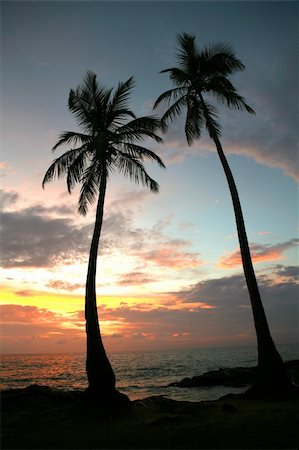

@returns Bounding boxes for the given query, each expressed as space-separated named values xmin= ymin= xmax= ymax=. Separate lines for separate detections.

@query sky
xmin=0 ymin=0 xmax=298 ymax=354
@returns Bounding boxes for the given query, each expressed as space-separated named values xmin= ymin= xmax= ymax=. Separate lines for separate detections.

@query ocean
xmin=1 ymin=343 xmax=298 ymax=402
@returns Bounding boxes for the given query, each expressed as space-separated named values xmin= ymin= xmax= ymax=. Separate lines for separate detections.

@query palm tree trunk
xmin=85 ymin=168 xmax=116 ymax=396
xmin=212 ymin=133 xmax=293 ymax=395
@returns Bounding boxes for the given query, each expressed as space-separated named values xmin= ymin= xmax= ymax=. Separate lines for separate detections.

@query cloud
xmin=1 ymin=264 xmax=297 ymax=352
xmin=14 ymin=290 xmax=40 ymax=297
xmin=172 ymin=265 xmax=298 ymax=344
xmin=275 ymin=265 xmax=299 ymax=280
xmin=100 ymin=202 xmax=202 ymax=275
xmin=144 ymin=246 xmax=201 ymax=269
xmin=218 ymin=239 xmax=299 ymax=269
xmin=108 ymin=189 xmax=152 ymax=209
xmin=0 ymin=190 xmax=91 ymax=268
xmin=0 ymin=189 xmax=201 ymax=285
xmin=0 ymin=304 xmax=59 ymax=323
xmin=1 ymin=208 xmax=90 ymax=268
xmin=220 ymin=47 xmax=298 ymax=182
xmin=0 ymin=189 xmax=19 ymax=209
xmin=0 ymin=304 xmax=86 ymax=352
xmin=46 ymin=280 xmax=83 ymax=291
xmin=0 ymin=162 xmax=9 ymax=170
xmin=102 ymin=264 xmax=298 ymax=346
xmin=117 ymin=271 xmax=156 ymax=286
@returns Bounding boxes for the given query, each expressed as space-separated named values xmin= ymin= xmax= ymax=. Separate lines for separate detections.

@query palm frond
xmin=201 ymin=43 xmax=245 ymax=76
xmin=207 ymin=76 xmax=255 ymax=113
xmin=108 ymin=109 xmax=136 ymax=130
xmin=160 ymin=68 xmax=190 ymax=87
xmin=42 ymin=148 xmax=84 ymax=188
xmin=177 ymin=33 xmax=197 ymax=63
xmin=68 ymin=88 xmax=96 ymax=132
xmin=52 ymin=131 xmax=91 ymax=152
xmin=66 ymin=151 xmax=89 ymax=193
xmin=200 ymin=99 xmax=222 ymax=138
xmin=160 ymin=96 xmax=187 ymax=132
xmin=68 ymin=72 xmax=113 ymax=131
xmin=115 ymin=151 xmax=160 ymax=193
xmin=119 ymin=143 xmax=166 ymax=168
xmin=153 ymin=87 xmax=187 ymax=109
xmin=78 ymin=161 xmax=102 ymax=216
xmin=107 ymin=77 xmax=136 ymax=125
xmin=176 ymin=33 xmax=199 ymax=76
xmin=116 ymin=116 xmax=163 ymax=143
xmin=185 ymin=98 xmax=204 ymax=145
xmin=44 ymin=72 xmax=164 ymax=215
xmin=155 ymin=33 xmax=254 ymax=144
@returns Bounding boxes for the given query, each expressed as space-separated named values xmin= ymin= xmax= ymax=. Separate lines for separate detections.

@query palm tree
xmin=43 ymin=71 xmax=165 ymax=401
xmin=154 ymin=33 xmax=294 ymax=396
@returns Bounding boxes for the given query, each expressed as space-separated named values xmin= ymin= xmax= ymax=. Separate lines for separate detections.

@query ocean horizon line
xmin=1 ymin=341 xmax=297 ymax=357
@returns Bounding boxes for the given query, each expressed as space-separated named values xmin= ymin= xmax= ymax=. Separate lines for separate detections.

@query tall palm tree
xmin=154 ymin=33 xmax=294 ymax=396
xmin=43 ymin=71 xmax=165 ymax=401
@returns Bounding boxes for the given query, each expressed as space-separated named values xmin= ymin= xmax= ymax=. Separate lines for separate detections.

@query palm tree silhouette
xmin=43 ymin=71 xmax=165 ymax=400
xmin=154 ymin=33 xmax=294 ymax=396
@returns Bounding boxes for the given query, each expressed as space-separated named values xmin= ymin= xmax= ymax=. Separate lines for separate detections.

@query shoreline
xmin=1 ymin=382 xmax=298 ymax=449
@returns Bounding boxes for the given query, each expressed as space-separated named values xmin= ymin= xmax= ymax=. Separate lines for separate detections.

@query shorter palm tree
xmin=43 ymin=72 xmax=165 ymax=401
xmin=154 ymin=33 xmax=294 ymax=396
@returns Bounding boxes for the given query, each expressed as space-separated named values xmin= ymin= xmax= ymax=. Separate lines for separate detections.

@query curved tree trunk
xmin=85 ymin=168 xmax=116 ymax=397
xmin=212 ymin=133 xmax=294 ymax=396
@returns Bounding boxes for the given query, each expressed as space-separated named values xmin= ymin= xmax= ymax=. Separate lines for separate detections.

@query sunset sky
xmin=1 ymin=1 xmax=298 ymax=354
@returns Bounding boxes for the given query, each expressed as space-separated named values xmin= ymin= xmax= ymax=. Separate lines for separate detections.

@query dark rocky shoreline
xmin=1 ymin=360 xmax=298 ymax=449
xmin=168 ymin=359 xmax=299 ymax=388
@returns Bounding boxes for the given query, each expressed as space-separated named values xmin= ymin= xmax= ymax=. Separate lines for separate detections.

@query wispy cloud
xmin=218 ymin=239 xmax=299 ymax=269
xmin=117 ymin=272 xmax=156 ymax=286
xmin=46 ymin=280 xmax=83 ymax=291
xmin=144 ymin=246 xmax=201 ymax=269
xmin=0 ymin=162 xmax=9 ymax=170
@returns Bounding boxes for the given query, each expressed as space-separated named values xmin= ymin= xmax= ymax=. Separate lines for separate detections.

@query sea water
xmin=1 ymin=343 xmax=298 ymax=402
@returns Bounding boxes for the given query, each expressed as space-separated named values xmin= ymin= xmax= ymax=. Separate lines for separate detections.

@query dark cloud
xmin=97 ymin=264 xmax=298 ymax=345
xmin=172 ymin=265 xmax=298 ymax=343
xmin=0 ymin=189 xmax=19 ymax=209
xmin=275 ymin=265 xmax=299 ymax=281
xmin=0 ymin=190 xmax=91 ymax=268
xmin=218 ymin=44 xmax=298 ymax=181
xmin=1 ymin=188 xmax=201 ymax=277
xmin=1 ymin=207 xmax=90 ymax=268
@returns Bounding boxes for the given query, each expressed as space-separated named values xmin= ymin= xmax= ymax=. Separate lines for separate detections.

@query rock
xmin=169 ymin=367 xmax=257 ymax=387
xmin=284 ymin=360 xmax=299 ymax=385
xmin=168 ymin=360 xmax=299 ymax=388
xmin=222 ymin=402 xmax=237 ymax=413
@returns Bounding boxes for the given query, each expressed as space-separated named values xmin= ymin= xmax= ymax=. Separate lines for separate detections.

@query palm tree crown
xmin=43 ymin=71 xmax=165 ymax=214
xmin=154 ymin=32 xmax=255 ymax=143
